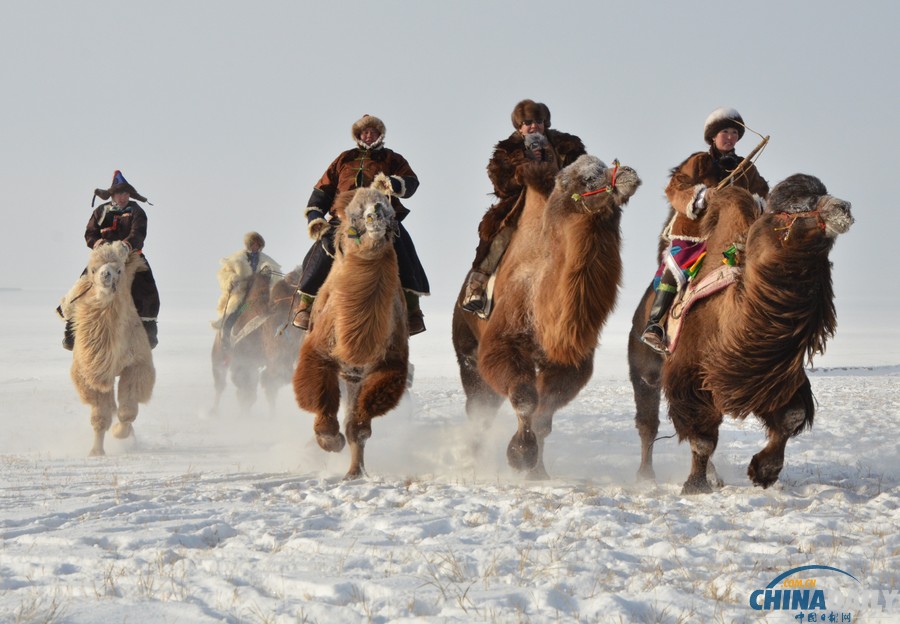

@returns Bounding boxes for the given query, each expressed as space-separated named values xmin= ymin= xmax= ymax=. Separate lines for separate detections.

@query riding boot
xmin=461 ymin=225 xmax=513 ymax=314
xmin=640 ymin=287 xmax=677 ymax=355
xmin=292 ymin=294 xmax=315 ymax=331
xmin=143 ymin=320 xmax=159 ymax=350
xmin=62 ymin=319 xmax=75 ymax=351
xmin=461 ymin=270 xmax=489 ymax=312
xmin=405 ymin=291 xmax=426 ymax=336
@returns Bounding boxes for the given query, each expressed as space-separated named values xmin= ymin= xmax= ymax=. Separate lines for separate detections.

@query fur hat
xmin=93 ymin=170 xmax=148 ymax=204
xmin=351 ymin=114 xmax=386 ymax=148
xmin=703 ymin=107 xmax=745 ymax=145
xmin=511 ymin=99 xmax=552 ymax=130
xmin=244 ymin=231 xmax=265 ymax=250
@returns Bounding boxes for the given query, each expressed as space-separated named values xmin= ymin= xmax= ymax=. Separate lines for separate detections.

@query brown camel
xmin=211 ymin=266 xmax=303 ymax=413
xmin=63 ymin=241 xmax=155 ymax=456
xmin=628 ymin=175 xmax=853 ymax=493
xmin=452 ymin=155 xmax=641 ymax=478
xmin=293 ymin=175 xmax=408 ymax=479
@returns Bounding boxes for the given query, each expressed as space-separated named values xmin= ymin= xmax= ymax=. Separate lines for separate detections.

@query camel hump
xmin=91 ymin=240 xmax=129 ymax=266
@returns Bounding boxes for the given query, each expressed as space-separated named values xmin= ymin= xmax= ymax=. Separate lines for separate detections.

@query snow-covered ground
xmin=1 ymin=288 xmax=897 ymax=623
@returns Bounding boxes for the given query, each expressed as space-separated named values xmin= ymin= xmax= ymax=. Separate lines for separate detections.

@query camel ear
xmin=370 ymin=173 xmax=393 ymax=196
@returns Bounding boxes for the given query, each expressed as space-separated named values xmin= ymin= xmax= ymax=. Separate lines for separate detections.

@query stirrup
xmin=461 ymin=271 xmax=488 ymax=313
xmin=640 ymin=323 xmax=669 ymax=355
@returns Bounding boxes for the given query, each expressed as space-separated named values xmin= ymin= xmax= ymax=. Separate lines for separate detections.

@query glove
xmin=307 ymin=217 xmax=331 ymax=240
xmin=389 ymin=176 xmax=404 ymax=196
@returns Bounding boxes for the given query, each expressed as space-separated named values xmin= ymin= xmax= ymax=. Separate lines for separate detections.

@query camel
xmin=628 ymin=175 xmax=853 ymax=493
xmin=452 ymin=155 xmax=641 ymax=478
xmin=293 ymin=175 xmax=408 ymax=479
xmin=63 ymin=241 xmax=155 ymax=456
xmin=211 ymin=266 xmax=303 ymax=413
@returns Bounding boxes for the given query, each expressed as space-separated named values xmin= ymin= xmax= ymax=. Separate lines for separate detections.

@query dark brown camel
xmin=293 ymin=176 xmax=408 ymax=479
xmin=211 ymin=266 xmax=302 ymax=413
xmin=628 ymin=175 xmax=853 ymax=493
xmin=452 ymin=155 xmax=641 ymax=478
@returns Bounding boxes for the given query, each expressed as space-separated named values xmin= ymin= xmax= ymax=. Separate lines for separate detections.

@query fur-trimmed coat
xmin=305 ymin=146 xmax=418 ymax=222
xmin=215 ymin=250 xmax=281 ymax=319
xmin=664 ymin=148 xmax=768 ymax=241
xmin=478 ymin=129 xmax=586 ymax=243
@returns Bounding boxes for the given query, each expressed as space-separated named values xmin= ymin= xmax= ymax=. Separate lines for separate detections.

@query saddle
xmin=665 ymin=264 xmax=741 ymax=353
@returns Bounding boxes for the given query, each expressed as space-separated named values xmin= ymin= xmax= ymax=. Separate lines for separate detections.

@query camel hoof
xmin=506 ymin=431 xmax=538 ymax=472
xmin=343 ymin=467 xmax=366 ymax=481
xmin=88 ymin=447 xmax=105 ymax=457
xmin=316 ymin=432 xmax=346 ymax=453
xmin=111 ymin=422 xmax=134 ymax=440
xmin=526 ymin=465 xmax=551 ymax=481
xmin=681 ymin=476 xmax=713 ymax=495
xmin=748 ymin=454 xmax=783 ymax=488
xmin=637 ymin=465 xmax=657 ymax=482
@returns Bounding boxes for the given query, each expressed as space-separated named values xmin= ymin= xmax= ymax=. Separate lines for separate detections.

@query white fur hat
xmin=704 ymin=107 xmax=745 ymax=145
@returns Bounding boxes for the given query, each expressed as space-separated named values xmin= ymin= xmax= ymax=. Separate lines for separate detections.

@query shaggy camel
xmin=64 ymin=241 xmax=155 ymax=456
xmin=293 ymin=175 xmax=408 ymax=479
xmin=628 ymin=175 xmax=853 ymax=493
xmin=211 ymin=266 xmax=303 ymax=413
xmin=452 ymin=155 xmax=641 ymax=478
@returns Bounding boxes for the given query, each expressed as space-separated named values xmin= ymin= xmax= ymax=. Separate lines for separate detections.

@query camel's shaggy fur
xmin=65 ymin=242 xmax=155 ymax=456
xmin=627 ymin=176 xmax=853 ymax=493
xmin=293 ymin=176 xmax=408 ymax=479
xmin=211 ymin=266 xmax=302 ymax=413
xmin=452 ymin=155 xmax=641 ymax=478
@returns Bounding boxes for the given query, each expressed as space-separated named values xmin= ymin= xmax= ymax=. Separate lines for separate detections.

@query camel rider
xmin=63 ymin=170 xmax=160 ymax=350
xmin=640 ymin=107 xmax=769 ymax=354
xmin=461 ymin=99 xmax=586 ymax=314
xmin=293 ymin=114 xmax=430 ymax=335
xmin=212 ymin=231 xmax=281 ymax=331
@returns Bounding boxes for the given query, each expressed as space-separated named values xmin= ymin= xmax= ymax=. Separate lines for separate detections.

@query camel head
xmin=87 ymin=241 xmax=130 ymax=303
xmin=556 ymin=155 xmax=641 ymax=212
xmin=334 ymin=179 xmax=397 ymax=252
xmin=764 ymin=173 xmax=854 ymax=242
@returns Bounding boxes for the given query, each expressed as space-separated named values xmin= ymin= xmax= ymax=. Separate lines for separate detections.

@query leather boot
xmin=408 ymin=309 xmax=426 ymax=336
xmin=461 ymin=270 xmax=489 ymax=313
xmin=62 ymin=319 xmax=75 ymax=351
xmin=404 ymin=291 xmax=426 ymax=336
xmin=143 ymin=320 xmax=159 ymax=350
xmin=292 ymin=296 xmax=314 ymax=331
xmin=640 ymin=288 xmax=676 ymax=355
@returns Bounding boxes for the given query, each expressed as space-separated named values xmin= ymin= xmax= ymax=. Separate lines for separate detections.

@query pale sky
xmin=3 ymin=0 xmax=896 ymax=327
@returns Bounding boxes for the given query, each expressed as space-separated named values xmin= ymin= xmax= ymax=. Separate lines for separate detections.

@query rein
xmin=772 ymin=210 xmax=825 ymax=243
xmin=571 ymin=159 xmax=620 ymax=202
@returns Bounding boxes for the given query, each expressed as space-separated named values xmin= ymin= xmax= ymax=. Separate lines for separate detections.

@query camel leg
xmin=88 ymin=389 xmax=116 ymax=457
xmin=527 ymin=358 xmax=595 ymax=480
xmin=628 ymin=288 xmax=664 ymax=481
xmin=749 ymin=379 xmax=815 ymax=488
xmin=682 ymin=433 xmax=719 ymax=495
xmin=342 ymin=358 xmax=408 ymax=480
xmin=211 ymin=336 xmax=228 ymax=413
xmin=112 ymin=362 xmax=152 ymax=441
xmin=232 ymin=360 xmax=260 ymax=412
xmin=294 ymin=346 xmax=344 ymax=454
xmin=477 ymin=329 xmax=541 ymax=472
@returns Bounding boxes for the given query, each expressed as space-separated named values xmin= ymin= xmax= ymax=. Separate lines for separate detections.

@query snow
xmin=1 ymin=288 xmax=898 ymax=623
